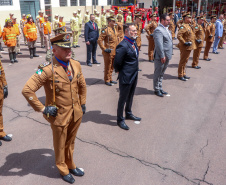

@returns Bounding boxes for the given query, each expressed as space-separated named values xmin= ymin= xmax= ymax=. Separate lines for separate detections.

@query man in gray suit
xmin=153 ymin=14 xmax=173 ymax=97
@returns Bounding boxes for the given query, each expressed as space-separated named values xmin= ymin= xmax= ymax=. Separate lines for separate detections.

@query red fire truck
xmin=112 ymin=0 xmax=138 ymax=15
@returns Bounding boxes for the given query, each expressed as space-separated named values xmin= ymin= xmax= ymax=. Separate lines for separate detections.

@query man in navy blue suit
xmin=114 ymin=23 xmax=141 ymax=130
xmin=84 ymin=14 xmax=100 ymax=66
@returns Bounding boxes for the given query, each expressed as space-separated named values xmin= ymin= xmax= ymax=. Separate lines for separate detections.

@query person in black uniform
xmin=84 ymin=14 xmax=100 ymax=67
xmin=114 ymin=23 xmax=141 ymax=131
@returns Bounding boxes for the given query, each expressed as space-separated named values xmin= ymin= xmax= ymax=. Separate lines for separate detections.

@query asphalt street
xmin=0 ymin=30 xmax=226 ymax=185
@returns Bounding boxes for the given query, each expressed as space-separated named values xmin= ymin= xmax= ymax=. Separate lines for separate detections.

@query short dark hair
xmin=160 ymin=14 xmax=168 ymax=22
xmin=123 ymin=23 xmax=135 ymax=33
xmin=90 ymin=14 xmax=94 ymax=18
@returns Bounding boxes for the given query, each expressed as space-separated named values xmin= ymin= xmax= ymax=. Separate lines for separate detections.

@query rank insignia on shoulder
xmin=180 ymin=26 xmax=184 ymax=29
xmin=77 ymin=72 xmax=81 ymax=78
xmin=36 ymin=69 xmax=43 ymax=75
xmin=38 ymin=61 xmax=51 ymax=69
xmin=102 ymin=30 xmax=105 ymax=33
xmin=195 ymin=27 xmax=198 ymax=29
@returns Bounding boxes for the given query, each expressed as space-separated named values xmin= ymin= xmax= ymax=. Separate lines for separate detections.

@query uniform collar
xmin=55 ymin=56 xmax=69 ymax=69
xmin=124 ymin=36 xmax=135 ymax=44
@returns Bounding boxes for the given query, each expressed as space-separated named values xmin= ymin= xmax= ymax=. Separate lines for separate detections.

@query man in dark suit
xmin=174 ymin=9 xmax=179 ymax=35
xmin=114 ymin=23 xmax=141 ymax=130
xmin=84 ymin=14 xmax=100 ymax=67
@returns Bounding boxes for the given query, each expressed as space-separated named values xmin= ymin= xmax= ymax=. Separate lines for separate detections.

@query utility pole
xmin=173 ymin=0 xmax=176 ymax=13
xmin=198 ymin=0 xmax=201 ymax=15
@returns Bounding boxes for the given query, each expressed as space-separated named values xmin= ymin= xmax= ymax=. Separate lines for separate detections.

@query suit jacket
xmin=84 ymin=21 xmax=99 ymax=43
xmin=22 ymin=57 xmax=87 ymax=126
xmin=174 ymin=14 xmax=179 ymax=26
xmin=215 ymin=19 xmax=223 ymax=37
xmin=153 ymin=24 xmax=173 ymax=60
xmin=114 ymin=39 xmax=139 ymax=85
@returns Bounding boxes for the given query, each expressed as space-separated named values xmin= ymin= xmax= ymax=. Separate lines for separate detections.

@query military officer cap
xmin=22 ymin=14 xmax=26 ymax=17
xmin=182 ymin=12 xmax=191 ymax=17
xmin=55 ymin=14 xmax=59 ymax=17
xmin=107 ymin=15 xmax=116 ymax=22
xmin=50 ymin=33 xmax=72 ymax=48
xmin=59 ymin=15 xmax=64 ymax=18
xmin=210 ymin=14 xmax=217 ymax=19
xmin=9 ymin=13 xmax=14 ymax=15
xmin=134 ymin=14 xmax=142 ymax=19
xmin=86 ymin=10 xmax=89 ymax=12
xmin=168 ymin=12 xmax=174 ymax=16
xmin=197 ymin=16 xmax=204 ymax=20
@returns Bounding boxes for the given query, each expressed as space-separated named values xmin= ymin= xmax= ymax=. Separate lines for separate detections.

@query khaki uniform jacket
xmin=145 ymin=21 xmax=158 ymax=38
xmin=95 ymin=16 xmax=101 ymax=28
xmin=70 ymin=16 xmax=79 ymax=31
xmin=0 ymin=61 xmax=7 ymax=100
xmin=116 ymin=22 xmax=124 ymax=40
xmin=177 ymin=23 xmax=197 ymax=50
xmin=97 ymin=26 xmax=118 ymax=56
xmin=22 ymin=57 xmax=87 ymax=127
xmin=205 ymin=23 xmax=215 ymax=42
xmin=126 ymin=15 xmax=132 ymax=23
xmin=194 ymin=24 xmax=205 ymax=48
xmin=77 ymin=13 xmax=82 ymax=25
xmin=84 ymin=14 xmax=90 ymax=23
xmin=101 ymin=15 xmax=107 ymax=26
xmin=168 ymin=20 xmax=175 ymax=38
xmin=135 ymin=22 xmax=142 ymax=47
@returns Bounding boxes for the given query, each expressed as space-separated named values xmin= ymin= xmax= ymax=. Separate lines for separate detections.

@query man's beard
xmin=128 ymin=32 xmax=138 ymax=40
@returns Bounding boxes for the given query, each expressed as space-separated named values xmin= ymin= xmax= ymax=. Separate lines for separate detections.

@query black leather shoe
xmin=17 ymin=52 xmax=22 ymax=54
xmin=138 ymin=69 xmax=142 ymax=71
xmin=62 ymin=173 xmax=75 ymax=184
xmin=76 ymin=45 xmax=80 ymax=47
xmin=218 ymin=47 xmax=224 ymax=49
xmin=41 ymin=46 xmax=45 ymax=48
xmin=126 ymin=114 xmax=141 ymax=121
xmin=192 ymin=66 xmax=201 ymax=69
xmin=72 ymin=45 xmax=77 ymax=48
xmin=117 ymin=121 xmax=129 ymax=130
xmin=105 ymin=82 xmax=112 ymax=86
xmin=205 ymin=58 xmax=211 ymax=61
xmin=160 ymin=90 xmax=168 ymax=95
xmin=0 ymin=135 xmax=12 ymax=141
xmin=178 ymin=77 xmax=187 ymax=81
xmin=0 ymin=141 xmax=2 ymax=146
xmin=87 ymin=63 xmax=92 ymax=67
xmin=110 ymin=81 xmax=117 ymax=84
xmin=93 ymin=61 xmax=100 ymax=64
xmin=184 ymin=75 xmax=190 ymax=79
xmin=154 ymin=90 xmax=164 ymax=97
xmin=69 ymin=168 xmax=84 ymax=177
xmin=149 ymin=60 xmax=154 ymax=63
xmin=212 ymin=51 xmax=219 ymax=54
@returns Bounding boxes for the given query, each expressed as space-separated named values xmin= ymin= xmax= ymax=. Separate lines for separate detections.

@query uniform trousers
xmin=192 ymin=47 xmax=202 ymax=67
xmin=103 ymin=53 xmax=114 ymax=82
xmin=0 ymin=99 xmax=6 ymax=137
xmin=218 ymin=33 xmax=226 ymax=48
xmin=79 ymin=24 xmax=82 ymax=36
xmin=86 ymin=41 xmax=97 ymax=64
xmin=203 ymin=41 xmax=213 ymax=59
xmin=117 ymin=75 xmax=138 ymax=122
xmin=72 ymin=31 xmax=79 ymax=46
xmin=153 ymin=59 xmax=169 ymax=91
xmin=51 ymin=115 xmax=82 ymax=176
xmin=16 ymin=36 xmax=20 ymax=53
xmin=148 ymin=38 xmax=155 ymax=60
xmin=39 ymin=31 xmax=44 ymax=47
xmin=213 ymin=36 xmax=221 ymax=52
xmin=44 ymin=35 xmax=50 ymax=51
xmin=178 ymin=49 xmax=191 ymax=77
xmin=28 ymin=41 xmax=36 ymax=49
xmin=7 ymin=46 xmax=16 ymax=53
xmin=22 ymin=31 xmax=27 ymax=44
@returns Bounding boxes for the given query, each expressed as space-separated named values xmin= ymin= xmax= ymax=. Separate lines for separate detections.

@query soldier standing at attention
xmin=53 ymin=14 xmax=59 ymax=35
xmin=0 ymin=60 xmax=10 ymax=146
xmin=134 ymin=14 xmax=143 ymax=51
xmin=126 ymin=11 xmax=132 ymax=24
xmin=41 ymin=15 xmax=52 ymax=61
xmin=77 ymin=9 xmax=82 ymax=37
xmin=24 ymin=16 xmax=39 ymax=59
xmin=192 ymin=16 xmax=205 ymax=69
xmin=70 ymin=11 xmax=80 ymax=48
xmin=110 ymin=10 xmax=115 ymax=17
xmin=177 ymin=13 xmax=196 ymax=81
xmin=2 ymin=19 xmax=18 ymax=63
xmin=116 ymin=10 xmax=124 ymax=24
xmin=20 ymin=14 xmax=27 ymax=45
xmin=13 ymin=17 xmax=22 ymax=55
xmin=98 ymin=16 xmax=118 ymax=86
xmin=36 ymin=10 xmax=45 ymax=48
xmin=84 ymin=10 xmax=90 ymax=24
xmin=59 ymin=16 xmax=67 ymax=32
xmin=101 ymin=10 xmax=107 ymax=29
xmin=145 ymin=13 xmax=157 ymax=62
xmin=168 ymin=12 xmax=175 ymax=40
xmin=203 ymin=15 xmax=216 ymax=61
xmin=22 ymin=32 xmax=87 ymax=184
xmin=116 ymin=14 xmax=124 ymax=43
xmin=95 ymin=12 xmax=101 ymax=34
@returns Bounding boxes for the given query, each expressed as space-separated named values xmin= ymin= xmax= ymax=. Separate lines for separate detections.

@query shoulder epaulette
xmin=38 ymin=61 xmax=51 ymax=69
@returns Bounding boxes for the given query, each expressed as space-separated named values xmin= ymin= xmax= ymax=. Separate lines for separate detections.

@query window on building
xmin=71 ymin=0 xmax=77 ymax=6
xmin=45 ymin=0 xmax=51 ymax=4
xmin=107 ymin=0 xmax=112 ymax=5
xmin=0 ymin=0 xmax=13 ymax=5
xmin=59 ymin=0 xmax=67 ymax=6
xmin=79 ymin=0 xmax=85 ymax=6
xmin=92 ymin=0 xmax=98 ymax=5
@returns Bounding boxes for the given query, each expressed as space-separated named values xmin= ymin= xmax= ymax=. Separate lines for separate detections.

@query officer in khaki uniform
xmin=203 ymin=15 xmax=216 ymax=61
xmin=134 ymin=14 xmax=142 ymax=51
xmin=0 ymin=60 xmax=10 ymax=146
xmin=98 ymin=16 xmax=118 ymax=86
xmin=145 ymin=13 xmax=158 ymax=62
xmin=126 ymin=11 xmax=132 ymax=24
xmin=84 ymin=10 xmax=90 ymax=24
xmin=101 ymin=10 xmax=107 ymax=29
xmin=70 ymin=11 xmax=80 ymax=48
xmin=177 ymin=13 xmax=196 ymax=81
xmin=115 ymin=14 xmax=124 ymax=43
xmin=77 ymin=9 xmax=82 ymax=37
xmin=168 ymin=12 xmax=175 ymax=39
xmin=218 ymin=13 xmax=226 ymax=49
xmin=192 ymin=16 xmax=205 ymax=69
xmin=22 ymin=33 xmax=87 ymax=184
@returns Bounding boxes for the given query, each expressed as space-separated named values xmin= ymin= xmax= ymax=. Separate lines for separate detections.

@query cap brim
xmin=53 ymin=42 xmax=72 ymax=48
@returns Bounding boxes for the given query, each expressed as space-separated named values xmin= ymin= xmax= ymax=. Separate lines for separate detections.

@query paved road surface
xmin=0 ymin=31 xmax=226 ymax=185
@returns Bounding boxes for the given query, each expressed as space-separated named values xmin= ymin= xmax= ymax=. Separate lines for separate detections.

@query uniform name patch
xmin=36 ymin=69 xmax=43 ymax=75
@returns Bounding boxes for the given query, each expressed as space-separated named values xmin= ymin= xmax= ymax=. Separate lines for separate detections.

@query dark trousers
xmin=86 ymin=41 xmax=97 ymax=64
xmin=117 ymin=75 xmax=138 ymax=122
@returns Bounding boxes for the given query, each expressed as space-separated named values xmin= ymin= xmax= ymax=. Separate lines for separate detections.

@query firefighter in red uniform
xmin=141 ymin=9 xmax=146 ymax=31
xmin=146 ymin=8 xmax=152 ymax=24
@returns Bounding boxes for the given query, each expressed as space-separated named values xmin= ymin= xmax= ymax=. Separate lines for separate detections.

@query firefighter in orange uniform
xmin=145 ymin=13 xmax=158 ymax=62
xmin=13 ymin=17 xmax=22 ymax=55
xmin=59 ymin=16 xmax=67 ymax=32
xmin=24 ymin=16 xmax=39 ymax=59
xmin=22 ymin=33 xmax=87 ymax=184
xmin=41 ymin=15 xmax=52 ymax=61
xmin=20 ymin=14 xmax=27 ymax=45
xmin=177 ymin=13 xmax=196 ymax=81
xmin=134 ymin=14 xmax=143 ymax=51
xmin=192 ymin=16 xmax=205 ymax=69
xmin=98 ymin=16 xmax=118 ymax=86
xmin=0 ymin=60 xmax=11 ymax=146
xmin=2 ymin=19 xmax=18 ymax=63
xmin=203 ymin=15 xmax=216 ymax=61
xmin=116 ymin=14 xmax=124 ymax=43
